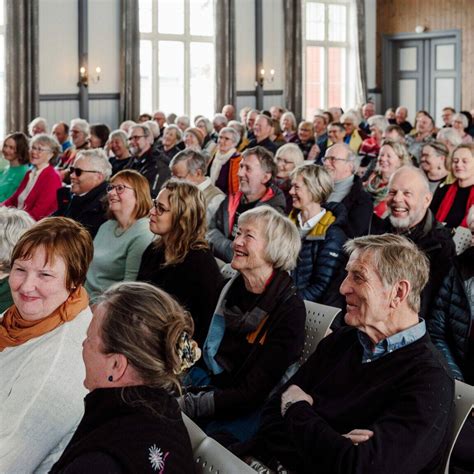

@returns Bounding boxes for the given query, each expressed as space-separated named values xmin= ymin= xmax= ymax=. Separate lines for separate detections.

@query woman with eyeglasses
xmin=85 ymin=170 xmax=154 ymax=303
xmin=1 ymin=134 xmax=62 ymax=220
xmin=137 ymin=179 xmax=223 ymax=345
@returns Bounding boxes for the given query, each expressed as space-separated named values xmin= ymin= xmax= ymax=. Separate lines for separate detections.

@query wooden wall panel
xmin=377 ymin=0 xmax=474 ymax=110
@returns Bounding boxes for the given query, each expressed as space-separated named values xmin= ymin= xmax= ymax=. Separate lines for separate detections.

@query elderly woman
xmin=183 ymin=127 xmax=205 ymax=152
xmin=452 ymin=112 xmax=473 ymax=144
xmin=289 ymin=163 xmax=347 ymax=303
xmin=0 ymin=208 xmax=35 ymax=312
xmin=437 ymin=127 xmax=463 ymax=155
xmin=208 ymin=126 xmax=241 ymax=194
xmin=359 ymin=115 xmax=389 ymax=160
xmin=341 ymin=112 xmax=363 ymax=153
xmin=431 ymin=143 xmax=474 ymax=228
xmin=89 ymin=124 xmax=111 ymax=149
xmin=28 ymin=116 xmax=49 ymax=137
xmin=156 ymin=124 xmax=183 ymax=164
xmin=0 ymin=217 xmax=93 ymax=472
xmin=137 ymin=180 xmax=223 ymax=345
xmin=420 ymin=141 xmax=450 ymax=193
xmin=196 ymin=116 xmax=217 ymax=156
xmin=2 ymin=134 xmax=62 ymax=220
xmin=274 ymin=143 xmax=305 ymax=213
xmin=108 ymin=129 xmax=132 ymax=175
xmin=85 ymin=170 xmax=154 ymax=302
xmin=280 ymin=111 xmax=298 ymax=143
xmin=364 ymin=138 xmax=412 ymax=218
xmin=182 ymin=206 xmax=306 ymax=443
xmin=50 ymin=282 xmax=197 ymax=472
xmin=0 ymin=132 xmax=30 ymax=201
xmin=406 ymin=110 xmax=436 ymax=163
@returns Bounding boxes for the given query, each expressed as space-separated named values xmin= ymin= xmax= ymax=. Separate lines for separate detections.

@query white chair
xmin=220 ymin=263 xmax=237 ymax=280
xmin=182 ymin=413 xmax=255 ymax=474
xmin=452 ymin=226 xmax=471 ymax=255
xmin=444 ymin=380 xmax=474 ymax=474
xmin=299 ymin=300 xmax=341 ymax=365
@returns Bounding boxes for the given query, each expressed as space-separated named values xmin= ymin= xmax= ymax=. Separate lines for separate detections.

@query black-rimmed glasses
xmin=106 ymin=183 xmax=134 ymax=194
xmin=152 ymin=199 xmax=171 ymax=216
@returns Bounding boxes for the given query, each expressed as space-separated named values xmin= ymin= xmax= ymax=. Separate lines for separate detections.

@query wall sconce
xmin=415 ymin=25 xmax=426 ymax=33
xmin=78 ymin=66 xmax=102 ymax=88
xmin=257 ymin=67 xmax=275 ymax=87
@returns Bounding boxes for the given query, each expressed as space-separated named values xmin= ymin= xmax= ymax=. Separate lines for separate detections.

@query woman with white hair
xmin=359 ymin=115 xmax=389 ymax=159
xmin=289 ymin=163 xmax=348 ymax=302
xmin=280 ymin=111 xmax=298 ymax=143
xmin=28 ymin=117 xmax=49 ymax=137
xmin=196 ymin=116 xmax=217 ymax=156
xmin=181 ymin=206 xmax=306 ymax=444
xmin=108 ymin=130 xmax=132 ymax=175
xmin=340 ymin=111 xmax=363 ymax=153
xmin=0 ymin=208 xmax=35 ymax=312
xmin=452 ymin=113 xmax=473 ymax=144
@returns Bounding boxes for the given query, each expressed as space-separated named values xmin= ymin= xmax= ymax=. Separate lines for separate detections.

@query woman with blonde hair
xmin=50 ymin=281 xmax=198 ymax=472
xmin=137 ymin=179 xmax=223 ymax=344
xmin=85 ymin=170 xmax=154 ymax=302
xmin=363 ymin=138 xmax=412 ymax=217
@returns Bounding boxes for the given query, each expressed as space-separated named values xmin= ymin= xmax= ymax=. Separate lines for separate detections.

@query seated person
xmin=85 ymin=170 xmax=154 ymax=302
xmin=50 ymin=282 xmax=197 ymax=473
xmin=289 ymin=163 xmax=348 ymax=303
xmin=247 ymin=114 xmax=279 ymax=154
xmin=0 ymin=217 xmax=94 ymax=472
xmin=108 ymin=129 xmax=132 ymax=176
xmin=181 ymin=206 xmax=305 ymax=444
xmin=244 ymin=234 xmax=454 ymax=474
xmin=323 ymin=143 xmax=373 ymax=237
xmin=2 ymin=134 xmax=62 ymax=221
xmin=431 ymin=143 xmax=474 ymax=228
xmin=208 ymin=146 xmax=286 ymax=263
xmin=137 ymin=179 xmax=224 ymax=345
xmin=0 ymin=208 xmax=34 ymax=312
xmin=340 ymin=112 xmax=363 ymax=153
xmin=294 ymin=121 xmax=318 ymax=160
xmin=54 ymin=149 xmax=111 ymax=238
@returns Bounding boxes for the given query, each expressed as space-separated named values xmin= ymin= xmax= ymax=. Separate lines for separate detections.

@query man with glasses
xmin=54 ymin=149 xmax=111 ymax=238
xmin=323 ymin=143 xmax=373 ymax=238
xmin=125 ymin=124 xmax=164 ymax=197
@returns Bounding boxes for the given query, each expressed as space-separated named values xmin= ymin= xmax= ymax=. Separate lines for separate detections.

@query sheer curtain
xmin=215 ymin=0 xmax=236 ymax=111
xmin=283 ymin=0 xmax=303 ymax=120
xmin=120 ymin=0 xmax=140 ymax=122
xmin=5 ymin=0 xmax=39 ymax=133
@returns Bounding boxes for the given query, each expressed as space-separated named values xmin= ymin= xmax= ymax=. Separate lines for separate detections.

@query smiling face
xmin=162 ymin=128 xmax=178 ymax=149
xmin=107 ymin=178 xmax=137 ymax=220
xmin=2 ymin=138 xmax=18 ymax=162
xmin=254 ymin=116 xmax=272 ymax=142
xmin=328 ymin=125 xmax=345 ymax=144
xmin=231 ymin=219 xmax=269 ymax=273
xmin=110 ymin=137 xmax=129 ymax=158
xmin=387 ymin=168 xmax=432 ymax=230
xmin=416 ymin=114 xmax=433 ymax=135
xmin=70 ymin=156 xmax=104 ymax=195
xmin=149 ymin=188 xmax=173 ymax=237
xmin=323 ymin=144 xmax=353 ymax=181
xmin=29 ymin=141 xmax=53 ymax=170
xmin=218 ymin=130 xmax=236 ymax=153
xmin=340 ymin=249 xmax=392 ymax=332
xmin=276 ymin=154 xmax=296 ymax=179
xmin=237 ymin=154 xmax=271 ymax=201
xmin=297 ymin=123 xmax=313 ymax=143
xmin=452 ymin=147 xmax=474 ymax=183
xmin=377 ymin=144 xmax=402 ymax=178
xmin=9 ymin=246 xmax=71 ymax=321
xmin=420 ymin=145 xmax=445 ymax=175
xmin=289 ymin=174 xmax=314 ymax=210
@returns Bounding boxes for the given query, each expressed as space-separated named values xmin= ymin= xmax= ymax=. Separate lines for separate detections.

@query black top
xmin=246 ymin=328 xmax=454 ymax=474
xmin=50 ymin=386 xmax=195 ymax=474
xmin=430 ymin=183 xmax=472 ymax=228
xmin=137 ymin=244 xmax=224 ymax=345
xmin=247 ymin=137 xmax=279 ymax=155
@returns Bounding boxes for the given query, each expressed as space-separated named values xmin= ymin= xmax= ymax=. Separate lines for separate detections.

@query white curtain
xmin=349 ymin=0 xmax=368 ymax=107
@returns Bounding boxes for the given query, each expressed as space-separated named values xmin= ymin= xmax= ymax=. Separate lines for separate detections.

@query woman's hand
xmin=342 ymin=429 xmax=374 ymax=445
xmin=281 ymin=384 xmax=313 ymax=416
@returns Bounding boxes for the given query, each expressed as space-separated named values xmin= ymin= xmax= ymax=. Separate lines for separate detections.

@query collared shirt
xmin=297 ymin=208 xmax=326 ymax=236
xmin=357 ymin=319 xmax=426 ymax=363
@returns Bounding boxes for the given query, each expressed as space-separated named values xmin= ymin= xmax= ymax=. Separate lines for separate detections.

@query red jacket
xmin=2 ymin=165 xmax=62 ymax=220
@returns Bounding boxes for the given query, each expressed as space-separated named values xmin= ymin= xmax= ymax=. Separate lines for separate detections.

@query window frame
xmin=0 ymin=0 xmax=5 ymax=139
xmin=139 ymin=0 xmax=215 ymax=116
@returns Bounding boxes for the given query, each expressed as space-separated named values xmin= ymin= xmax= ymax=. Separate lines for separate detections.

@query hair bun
xmin=174 ymin=332 xmax=201 ymax=375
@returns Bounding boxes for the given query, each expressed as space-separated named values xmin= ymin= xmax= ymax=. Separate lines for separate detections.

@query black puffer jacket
xmin=428 ymin=247 xmax=474 ymax=384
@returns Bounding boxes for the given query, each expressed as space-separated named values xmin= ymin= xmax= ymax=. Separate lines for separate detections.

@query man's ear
xmin=389 ymin=280 xmax=411 ymax=309
xmin=261 ymin=172 xmax=272 ymax=185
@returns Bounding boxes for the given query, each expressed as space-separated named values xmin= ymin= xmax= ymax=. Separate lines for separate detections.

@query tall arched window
xmin=139 ymin=0 xmax=215 ymax=119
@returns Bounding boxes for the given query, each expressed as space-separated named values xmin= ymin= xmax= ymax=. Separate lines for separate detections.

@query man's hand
xmin=281 ymin=384 xmax=314 ymax=416
xmin=342 ymin=429 xmax=374 ymax=445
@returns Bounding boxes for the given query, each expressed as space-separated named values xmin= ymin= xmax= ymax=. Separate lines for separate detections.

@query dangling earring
xmin=108 ymin=375 xmax=113 ymax=382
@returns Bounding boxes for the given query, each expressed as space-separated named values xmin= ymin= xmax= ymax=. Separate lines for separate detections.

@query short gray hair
xmin=70 ymin=118 xmax=90 ymax=135
xmin=437 ymin=127 xmax=463 ymax=148
xmin=169 ymin=149 xmax=206 ymax=175
xmin=31 ymin=134 xmax=61 ymax=161
xmin=290 ymin=163 xmax=334 ymax=203
xmin=196 ymin=117 xmax=213 ymax=134
xmin=368 ymin=115 xmax=389 ymax=133
xmin=75 ymin=148 xmax=112 ymax=180
xmin=130 ymin=124 xmax=151 ymax=139
xmin=0 ymin=208 xmax=35 ymax=271
xmin=219 ymin=126 xmax=240 ymax=145
xmin=213 ymin=113 xmax=228 ymax=126
xmin=280 ymin=111 xmax=297 ymax=130
xmin=166 ymin=124 xmax=183 ymax=141
xmin=242 ymin=146 xmax=277 ymax=179
xmin=344 ymin=234 xmax=429 ymax=313
xmin=389 ymin=165 xmax=430 ymax=194
xmin=28 ymin=117 xmax=49 ymax=136
xmin=238 ymin=206 xmax=301 ymax=271
xmin=452 ymin=112 xmax=469 ymax=129
xmin=227 ymin=121 xmax=245 ymax=139
xmin=341 ymin=112 xmax=358 ymax=126
xmin=275 ymin=143 xmax=304 ymax=167
xmin=145 ymin=120 xmax=160 ymax=139
xmin=176 ymin=115 xmax=191 ymax=128
xmin=109 ymin=129 xmax=129 ymax=148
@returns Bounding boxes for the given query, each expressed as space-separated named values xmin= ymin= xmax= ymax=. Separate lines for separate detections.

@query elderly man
xmin=323 ymin=143 xmax=373 ymax=237
xmin=327 ymin=122 xmax=346 ymax=146
xmin=247 ymin=114 xmax=279 ymax=154
xmin=395 ymin=106 xmax=413 ymax=134
xmin=125 ymin=124 xmax=163 ymax=197
xmin=54 ymin=149 xmax=111 ymax=237
xmin=152 ymin=110 xmax=167 ymax=137
xmin=222 ymin=104 xmax=236 ymax=122
xmin=441 ymin=107 xmax=455 ymax=128
xmin=359 ymin=102 xmax=375 ymax=135
xmin=371 ymin=166 xmax=455 ymax=319
xmin=170 ymin=149 xmax=225 ymax=223
xmin=313 ymin=111 xmax=329 ymax=162
xmin=208 ymin=146 xmax=285 ymax=262
xmin=246 ymin=109 xmax=259 ymax=141
xmin=52 ymin=122 xmax=72 ymax=153
xmin=247 ymin=233 xmax=454 ymax=474
xmin=212 ymin=113 xmax=229 ymax=142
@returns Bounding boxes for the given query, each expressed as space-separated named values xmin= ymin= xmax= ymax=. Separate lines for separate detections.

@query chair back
xmin=443 ymin=380 xmax=474 ymax=474
xmin=299 ymin=300 xmax=341 ymax=365
xmin=452 ymin=226 xmax=471 ymax=255
xmin=182 ymin=413 xmax=255 ymax=473
xmin=220 ymin=263 xmax=237 ymax=280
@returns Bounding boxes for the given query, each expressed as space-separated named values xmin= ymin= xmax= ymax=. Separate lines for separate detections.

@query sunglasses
xmin=69 ymin=167 xmax=102 ymax=177
xmin=106 ymin=183 xmax=134 ymax=194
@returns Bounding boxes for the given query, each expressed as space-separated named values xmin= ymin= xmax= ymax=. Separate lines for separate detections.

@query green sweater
xmin=0 ymin=277 xmax=13 ymax=313
xmin=0 ymin=165 xmax=29 ymax=202
xmin=85 ymin=218 xmax=154 ymax=302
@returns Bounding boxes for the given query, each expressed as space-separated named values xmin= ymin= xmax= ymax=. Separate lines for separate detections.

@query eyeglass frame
xmin=69 ymin=166 xmax=103 ymax=177
xmin=106 ymin=183 xmax=134 ymax=194
xmin=322 ymin=156 xmax=351 ymax=164
xmin=152 ymin=198 xmax=171 ymax=216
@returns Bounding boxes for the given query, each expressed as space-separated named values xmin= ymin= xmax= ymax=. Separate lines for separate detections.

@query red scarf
xmin=435 ymin=182 xmax=474 ymax=228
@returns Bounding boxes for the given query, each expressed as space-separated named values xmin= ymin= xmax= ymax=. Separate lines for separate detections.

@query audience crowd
xmin=0 ymin=100 xmax=473 ymax=473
